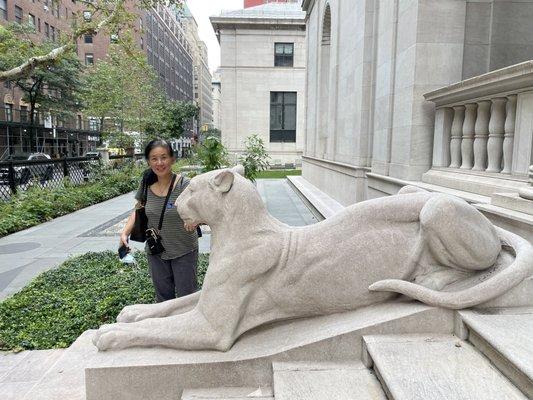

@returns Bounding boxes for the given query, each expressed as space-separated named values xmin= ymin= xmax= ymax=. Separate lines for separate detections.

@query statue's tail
xmin=369 ymin=228 xmax=533 ymax=309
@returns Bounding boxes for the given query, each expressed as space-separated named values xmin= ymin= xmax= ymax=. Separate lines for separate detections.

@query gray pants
xmin=147 ymin=250 xmax=198 ymax=302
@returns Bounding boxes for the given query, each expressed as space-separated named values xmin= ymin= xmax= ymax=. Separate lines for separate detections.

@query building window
xmin=28 ymin=14 xmax=36 ymax=28
xmin=38 ymin=18 xmax=41 ymax=32
xmin=45 ymin=23 xmax=50 ymax=38
xmin=140 ymin=37 xmax=144 ymax=49
xmin=274 ymin=43 xmax=294 ymax=67
xmin=85 ymin=53 xmax=94 ymax=65
xmin=4 ymin=104 xmax=13 ymax=122
xmin=270 ymin=92 xmax=296 ymax=143
xmin=0 ymin=0 xmax=6 ymax=20
xmin=51 ymin=26 xmax=56 ymax=41
xmin=20 ymin=106 xmax=28 ymax=123
xmin=84 ymin=34 xmax=93 ymax=44
xmin=15 ymin=6 xmax=23 ymax=24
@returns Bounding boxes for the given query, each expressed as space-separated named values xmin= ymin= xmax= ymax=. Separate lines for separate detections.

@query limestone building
xmin=212 ymin=69 xmax=222 ymax=131
xmin=299 ymin=0 xmax=533 ymax=241
xmin=211 ymin=2 xmax=306 ymax=165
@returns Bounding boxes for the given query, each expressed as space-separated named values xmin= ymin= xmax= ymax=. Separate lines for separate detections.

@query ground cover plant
xmin=0 ymin=251 xmax=209 ymax=351
xmin=0 ymin=163 xmax=143 ymax=237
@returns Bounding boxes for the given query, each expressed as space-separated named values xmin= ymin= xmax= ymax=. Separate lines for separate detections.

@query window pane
xmin=270 ymin=92 xmax=283 ymax=104
xmin=284 ymin=44 xmax=293 ymax=55
xmin=284 ymin=92 xmax=296 ymax=105
xmin=270 ymin=105 xmax=283 ymax=130
xmin=284 ymin=105 xmax=296 ymax=130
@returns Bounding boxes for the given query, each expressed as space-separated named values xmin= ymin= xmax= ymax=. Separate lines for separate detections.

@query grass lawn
xmin=256 ymin=169 xmax=302 ymax=179
xmin=0 ymin=251 xmax=209 ymax=351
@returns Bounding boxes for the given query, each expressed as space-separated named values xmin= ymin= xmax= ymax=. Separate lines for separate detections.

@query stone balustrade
xmin=424 ymin=61 xmax=533 ymax=178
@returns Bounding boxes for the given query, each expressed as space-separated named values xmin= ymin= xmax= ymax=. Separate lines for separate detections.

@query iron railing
xmin=0 ymin=155 xmax=138 ymax=201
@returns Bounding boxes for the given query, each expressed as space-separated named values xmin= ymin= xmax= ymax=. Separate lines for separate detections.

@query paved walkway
xmin=0 ymin=179 xmax=316 ymax=300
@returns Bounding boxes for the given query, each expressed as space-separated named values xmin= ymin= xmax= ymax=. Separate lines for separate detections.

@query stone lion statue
xmin=93 ymin=166 xmax=533 ymax=351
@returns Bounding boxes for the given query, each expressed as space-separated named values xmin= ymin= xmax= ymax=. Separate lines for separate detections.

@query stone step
xmin=458 ymin=308 xmax=533 ymax=398
xmin=286 ymin=175 xmax=344 ymax=219
xmin=363 ymin=333 xmax=527 ymax=400
xmin=0 ymin=348 xmax=65 ymax=400
xmin=181 ymin=386 xmax=273 ymax=399
xmin=272 ymin=361 xmax=387 ymax=400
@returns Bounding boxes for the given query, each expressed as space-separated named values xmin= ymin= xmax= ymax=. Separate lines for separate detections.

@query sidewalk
xmin=0 ymin=179 xmax=317 ymax=300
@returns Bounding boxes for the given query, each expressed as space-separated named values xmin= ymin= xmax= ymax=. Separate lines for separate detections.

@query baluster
xmin=461 ymin=103 xmax=477 ymax=169
xmin=518 ymin=165 xmax=533 ymax=200
xmin=502 ymin=95 xmax=517 ymax=174
xmin=473 ymin=100 xmax=491 ymax=171
xmin=449 ymin=105 xmax=465 ymax=168
xmin=486 ymin=97 xmax=507 ymax=173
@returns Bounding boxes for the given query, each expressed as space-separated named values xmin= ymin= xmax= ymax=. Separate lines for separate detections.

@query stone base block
xmin=84 ymin=302 xmax=453 ymax=400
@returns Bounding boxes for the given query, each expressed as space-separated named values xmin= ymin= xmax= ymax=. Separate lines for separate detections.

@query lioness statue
xmin=93 ymin=166 xmax=533 ymax=351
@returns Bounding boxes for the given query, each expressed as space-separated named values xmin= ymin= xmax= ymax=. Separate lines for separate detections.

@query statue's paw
xmin=92 ymin=324 xmax=130 ymax=351
xmin=116 ymin=304 xmax=164 ymax=323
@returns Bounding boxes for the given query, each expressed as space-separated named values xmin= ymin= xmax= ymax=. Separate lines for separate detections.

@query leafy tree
xmin=145 ymin=100 xmax=199 ymax=141
xmin=238 ymin=134 xmax=271 ymax=182
xmin=0 ymin=24 xmax=84 ymax=151
xmin=82 ymin=46 xmax=161 ymax=149
xmin=0 ymin=1 xmax=183 ymax=82
xmin=194 ymin=136 xmax=229 ymax=173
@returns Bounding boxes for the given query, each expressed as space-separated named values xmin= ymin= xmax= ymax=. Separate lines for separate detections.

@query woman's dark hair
xmin=143 ymin=139 xmax=175 ymax=186
xmin=144 ymin=139 xmax=174 ymax=160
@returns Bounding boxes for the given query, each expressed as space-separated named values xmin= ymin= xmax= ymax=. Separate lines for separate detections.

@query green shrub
xmin=0 ymin=251 xmax=210 ymax=351
xmin=193 ymin=136 xmax=229 ymax=172
xmin=238 ymin=134 xmax=270 ymax=182
xmin=0 ymin=164 xmax=143 ymax=237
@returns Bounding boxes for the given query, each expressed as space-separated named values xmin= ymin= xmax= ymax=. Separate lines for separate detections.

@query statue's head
xmin=175 ymin=165 xmax=250 ymax=226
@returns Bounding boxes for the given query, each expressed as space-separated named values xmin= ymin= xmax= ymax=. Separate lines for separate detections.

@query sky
xmin=185 ymin=0 xmax=244 ymax=74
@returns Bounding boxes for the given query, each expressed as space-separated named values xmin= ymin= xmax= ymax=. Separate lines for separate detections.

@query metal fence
xmin=0 ymin=155 xmax=140 ymax=201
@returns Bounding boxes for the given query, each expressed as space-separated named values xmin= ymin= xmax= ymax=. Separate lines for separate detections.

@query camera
xmin=146 ymin=228 xmax=165 ymax=255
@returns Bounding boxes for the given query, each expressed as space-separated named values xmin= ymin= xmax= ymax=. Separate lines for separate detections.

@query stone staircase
xmin=3 ymin=305 xmax=531 ymax=400
xmin=176 ymin=308 xmax=533 ymax=400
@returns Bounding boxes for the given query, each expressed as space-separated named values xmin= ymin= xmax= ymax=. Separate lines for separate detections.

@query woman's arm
xmin=120 ymin=202 xmax=141 ymax=247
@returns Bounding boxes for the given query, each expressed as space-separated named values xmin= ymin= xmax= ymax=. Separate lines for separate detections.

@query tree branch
xmin=0 ymin=0 xmax=127 ymax=81
xmin=0 ymin=45 xmax=71 ymax=81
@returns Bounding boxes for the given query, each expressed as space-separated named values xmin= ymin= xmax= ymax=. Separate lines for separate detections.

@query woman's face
xmin=148 ymin=146 xmax=174 ymax=178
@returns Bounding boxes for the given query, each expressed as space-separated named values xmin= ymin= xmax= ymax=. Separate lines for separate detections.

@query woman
xmin=120 ymin=139 xmax=198 ymax=302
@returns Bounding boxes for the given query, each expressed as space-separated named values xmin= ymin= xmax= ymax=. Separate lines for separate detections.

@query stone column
xmin=461 ymin=103 xmax=477 ymax=170
xmin=431 ymin=107 xmax=453 ymax=167
xmin=487 ymin=97 xmax=507 ymax=172
xmin=502 ymin=95 xmax=517 ymax=174
xmin=449 ymin=105 xmax=465 ymax=168
xmin=518 ymin=166 xmax=533 ymax=200
xmin=473 ymin=100 xmax=491 ymax=171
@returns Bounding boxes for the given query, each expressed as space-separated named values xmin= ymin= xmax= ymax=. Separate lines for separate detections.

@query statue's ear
xmin=233 ymin=164 xmax=245 ymax=176
xmin=210 ymin=170 xmax=234 ymax=193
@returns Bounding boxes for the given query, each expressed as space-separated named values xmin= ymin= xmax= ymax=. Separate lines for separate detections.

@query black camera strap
xmin=157 ymin=174 xmax=177 ymax=231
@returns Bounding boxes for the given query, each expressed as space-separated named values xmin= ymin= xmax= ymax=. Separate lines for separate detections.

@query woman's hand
xmin=119 ymin=232 xmax=129 ymax=247
xmin=184 ymin=222 xmax=197 ymax=232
